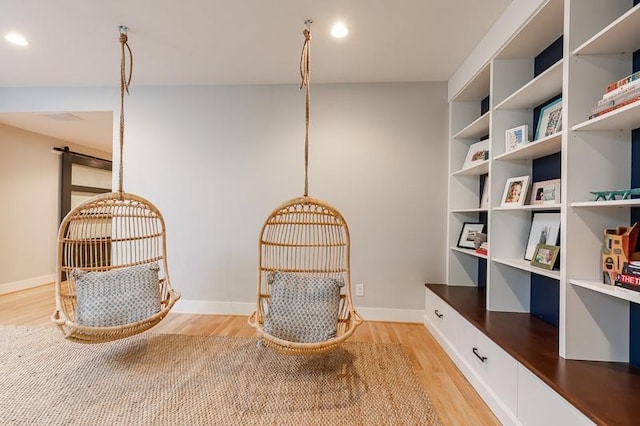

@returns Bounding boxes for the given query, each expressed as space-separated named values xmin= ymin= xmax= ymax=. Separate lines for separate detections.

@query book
xmin=606 ymin=70 xmax=640 ymax=93
xmin=592 ymin=86 xmax=640 ymax=114
xmin=475 ymin=242 xmax=488 ymax=255
xmin=589 ymin=96 xmax=640 ymax=119
xmin=599 ymin=78 xmax=640 ymax=104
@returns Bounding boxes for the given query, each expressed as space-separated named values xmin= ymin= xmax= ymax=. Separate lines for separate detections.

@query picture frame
xmin=457 ymin=222 xmax=485 ymax=249
xmin=530 ymin=244 xmax=560 ymax=270
xmin=531 ymin=179 xmax=561 ymax=205
xmin=505 ymin=125 xmax=529 ymax=152
xmin=524 ymin=212 xmax=561 ymax=260
xmin=462 ymin=140 xmax=489 ymax=169
xmin=535 ymin=98 xmax=562 ymax=140
xmin=501 ymin=175 xmax=530 ymax=207
xmin=479 ymin=183 xmax=489 ymax=209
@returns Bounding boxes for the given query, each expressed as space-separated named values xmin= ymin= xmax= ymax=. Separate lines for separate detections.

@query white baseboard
xmin=173 ymin=299 xmax=423 ymax=323
xmin=0 ymin=274 xmax=55 ymax=295
xmin=356 ymin=306 xmax=423 ymax=323
xmin=172 ymin=300 xmax=256 ymax=316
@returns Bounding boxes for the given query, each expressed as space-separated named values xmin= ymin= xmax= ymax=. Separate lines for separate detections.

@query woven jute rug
xmin=0 ymin=325 xmax=441 ymax=425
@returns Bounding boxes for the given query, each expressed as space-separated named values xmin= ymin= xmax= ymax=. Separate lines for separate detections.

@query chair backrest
xmin=258 ymin=196 xmax=351 ymax=289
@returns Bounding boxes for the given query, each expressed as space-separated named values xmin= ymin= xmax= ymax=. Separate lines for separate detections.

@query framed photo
xmin=535 ymin=98 xmax=562 ymax=140
xmin=524 ymin=212 xmax=560 ymax=260
xmin=457 ymin=222 xmax=485 ymax=249
xmin=530 ymin=244 xmax=560 ymax=270
xmin=462 ymin=140 xmax=489 ymax=169
xmin=479 ymin=183 xmax=489 ymax=209
xmin=501 ymin=175 xmax=530 ymax=206
xmin=531 ymin=179 xmax=561 ymax=205
xmin=505 ymin=125 xmax=529 ymax=152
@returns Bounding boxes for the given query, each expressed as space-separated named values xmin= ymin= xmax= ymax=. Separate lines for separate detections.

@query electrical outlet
xmin=355 ymin=283 xmax=364 ymax=297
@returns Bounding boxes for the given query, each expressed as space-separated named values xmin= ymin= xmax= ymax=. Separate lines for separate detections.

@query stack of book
xmin=475 ymin=242 xmax=488 ymax=255
xmin=589 ymin=70 xmax=640 ymax=119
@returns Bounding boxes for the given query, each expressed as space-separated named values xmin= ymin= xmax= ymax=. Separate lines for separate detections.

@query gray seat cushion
xmin=263 ymin=271 xmax=344 ymax=343
xmin=71 ymin=263 xmax=162 ymax=327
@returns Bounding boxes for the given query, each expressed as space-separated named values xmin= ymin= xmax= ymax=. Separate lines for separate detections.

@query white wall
xmin=0 ymin=82 xmax=448 ymax=320
xmin=0 ymin=123 xmax=110 ymax=294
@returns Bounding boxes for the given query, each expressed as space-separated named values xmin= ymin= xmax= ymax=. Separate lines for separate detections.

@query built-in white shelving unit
xmin=439 ymin=0 xmax=640 ymax=423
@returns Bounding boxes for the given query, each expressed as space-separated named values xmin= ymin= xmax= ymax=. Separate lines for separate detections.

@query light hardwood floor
xmin=0 ymin=284 xmax=499 ymax=425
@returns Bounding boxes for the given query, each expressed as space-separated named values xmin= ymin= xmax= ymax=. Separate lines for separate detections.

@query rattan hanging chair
xmin=247 ymin=22 xmax=363 ymax=355
xmin=51 ymin=27 xmax=180 ymax=343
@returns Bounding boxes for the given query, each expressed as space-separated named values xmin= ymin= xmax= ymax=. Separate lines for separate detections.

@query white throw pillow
xmin=263 ymin=271 xmax=344 ymax=343
xmin=72 ymin=263 xmax=162 ymax=327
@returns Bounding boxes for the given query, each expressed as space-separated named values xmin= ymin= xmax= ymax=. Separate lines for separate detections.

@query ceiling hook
xmin=304 ymin=20 xmax=313 ymax=30
xmin=118 ymin=25 xmax=128 ymax=35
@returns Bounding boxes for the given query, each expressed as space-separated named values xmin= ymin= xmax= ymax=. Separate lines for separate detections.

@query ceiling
xmin=0 ymin=0 xmax=512 ymax=152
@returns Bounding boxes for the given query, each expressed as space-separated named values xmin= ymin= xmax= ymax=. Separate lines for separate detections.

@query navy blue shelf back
xmin=530 ymin=152 xmax=561 ymax=326
xmin=531 ymin=275 xmax=560 ymax=326
xmin=532 ymin=153 xmax=561 ymax=182
xmin=481 ymin=95 xmax=490 ymax=116
xmin=478 ymin=174 xmax=488 ymax=289
xmin=478 ymin=258 xmax=487 ymax=289
xmin=525 ymin=38 xmax=565 ymax=329
xmin=629 ymin=48 xmax=640 ymax=368
xmin=534 ymin=36 xmax=563 ymax=77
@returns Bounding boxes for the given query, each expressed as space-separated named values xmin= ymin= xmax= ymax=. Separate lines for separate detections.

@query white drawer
xmin=517 ymin=365 xmax=594 ymax=426
xmin=459 ymin=322 xmax=519 ymax=417
xmin=424 ymin=288 xmax=465 ymax=350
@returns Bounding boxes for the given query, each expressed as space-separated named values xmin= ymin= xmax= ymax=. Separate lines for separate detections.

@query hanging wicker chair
xmin=247 ymin=22 xmax=363 ymax=355
xmin=51 ymin=27 xmax=179 ymax=343
xmin=248 ymin=195 xmax=363 ymax=355
xmin=51 ymin=192 xmax=179 ymax=343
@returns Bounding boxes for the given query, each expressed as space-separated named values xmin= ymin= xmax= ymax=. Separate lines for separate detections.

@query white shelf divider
xmin=571 ymin=199 xmax=640 ymax=208
xmin=451 ymin=208 xmax=488 ymax=214
xmin=494 ymin=60 xmax=564 ymax=110
xmin=572 ymin=4 xmax=640 ymax=55
xmin=572 ymin=100 xmax=640 ymax=131
xmin=452 ymin=159 xmax=490 ymax=176
xmin=452 ymin=112 xmax=491 ymax=139
xmin=494 ymin=133 xmax=562 ymax=161
xmin=571 ymin=278 xmax=640 ymax=305
xmin=493 ymin=203 xmax=561 ymax=212
xmin=451 ymin=246 xmax=487 ymax=260
xmin=493 ymin=257 xmax=560 ymax=280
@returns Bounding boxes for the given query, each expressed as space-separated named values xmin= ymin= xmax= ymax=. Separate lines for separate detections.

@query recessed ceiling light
xmin=5 ymin=32 xmax=29 ymax=47
xmin=331 ymin=22 xmax=349 ymax=38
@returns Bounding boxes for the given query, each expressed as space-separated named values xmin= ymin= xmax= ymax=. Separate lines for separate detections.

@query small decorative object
xmin=531 ymin=179 xmax=561 ymax=205
xmin=530 ymin=244 xmax=560 ymax=270
xmin=462 ymin=140 xmax=489 ymax=170
xmin=479 ymin=184 xmax=489 ymax=209
xmin=505 ymin=125 xmax=529 ymax=152
xmin=535 ymin=98 xmax=562 ymax=140
xmin=473 ymin=232 xmax=487 ymax=249
xmin=591 ymin=188 xmax=640 ymax=201
xmin=524 ymin=212 xmax=560 ymax=261
xmin=457 ymin=222 xmax=485 ymax=249
xmin=501 ymin=175 xmax=530 ymax=207
xmin=602 ymin=224 xmax=639 ymax=285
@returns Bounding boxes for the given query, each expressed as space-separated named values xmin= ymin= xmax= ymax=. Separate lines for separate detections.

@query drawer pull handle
xmin=434 ymin=310 xmax=444 ymax=318
xmin=473 ymin=347 xmax=487 ymax=363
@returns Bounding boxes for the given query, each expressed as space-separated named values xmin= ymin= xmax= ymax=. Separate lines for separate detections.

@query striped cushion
xmin=263 ymin=272 xmax=344 ymax=343
xmin=72 ymin=263 xmax=162 ymax=327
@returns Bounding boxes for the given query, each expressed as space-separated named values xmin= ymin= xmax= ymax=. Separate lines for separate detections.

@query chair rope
xmin=118 ymin=27 xmax=133 ymax=194
xmin=300 ymin=26 xmax=311 ymax=197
